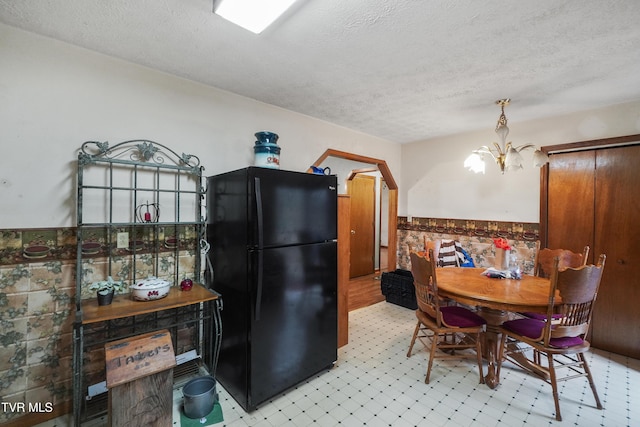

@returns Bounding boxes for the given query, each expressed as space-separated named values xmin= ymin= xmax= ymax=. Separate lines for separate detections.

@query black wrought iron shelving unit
xmin=73 ymin=140 xmax=222 ymax=425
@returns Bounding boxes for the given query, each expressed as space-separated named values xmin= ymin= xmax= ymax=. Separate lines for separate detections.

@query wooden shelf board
xmin=81 ymin=283 xmax=218 ymax=324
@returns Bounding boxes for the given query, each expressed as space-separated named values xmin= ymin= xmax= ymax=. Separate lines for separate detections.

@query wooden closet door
xmin=545 ymin=143 xmax=640 ymax=358
xmin=546 ymin=151 xmax=595 ymax=253
xmin=591 ymin=145 xmax=640 ymax=357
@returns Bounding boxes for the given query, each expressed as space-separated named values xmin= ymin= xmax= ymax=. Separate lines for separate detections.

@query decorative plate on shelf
xmin=127 ymin=240 xmax=145 ymax=251
xmin=164 ymin=237 xmax=178 ymax=249
xmin=81 ymin=242 xmax=101 ymax=255
xmin=23 ymin=245 xmax=50 ymax=259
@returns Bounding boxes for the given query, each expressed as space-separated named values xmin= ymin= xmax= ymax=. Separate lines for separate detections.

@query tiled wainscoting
xmin=0 ymin=226 xmax=200 ymax=424
xmin=0 ymin=259 xmax=75 ymax=423
xmin=395 ymin=217 xmax=540 ymax=274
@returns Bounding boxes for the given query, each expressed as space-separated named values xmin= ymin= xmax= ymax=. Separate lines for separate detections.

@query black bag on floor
xmin=380 ymin=269 xmax=417 ymax=310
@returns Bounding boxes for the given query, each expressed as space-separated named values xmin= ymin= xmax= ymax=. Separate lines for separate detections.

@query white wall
xmin=2 ymin=23 xmax=639 ymax=229
xmin=401 ymin=100 xmax=640 ymax=222
xmin=0 ymin=24 xmax=401 ymax=228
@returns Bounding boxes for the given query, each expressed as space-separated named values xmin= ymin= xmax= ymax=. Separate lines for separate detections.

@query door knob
xmin=617 ymin=259 xmax=625 ymax=264
xmin=351 ymin=230 xmax=356 ymax=235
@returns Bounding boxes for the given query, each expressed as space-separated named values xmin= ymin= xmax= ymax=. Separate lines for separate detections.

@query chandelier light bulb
xmin=532 ymin=149 xmax=550 ymax=168
xmin=464 ymin=152 xmax=486 ymax=174
xmin=505 ymin=145 xmax=524 ymax=171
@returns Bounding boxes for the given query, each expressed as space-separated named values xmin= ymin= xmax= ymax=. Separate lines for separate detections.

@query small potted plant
xmin=89 ymin=276 xmax=127 ymax=306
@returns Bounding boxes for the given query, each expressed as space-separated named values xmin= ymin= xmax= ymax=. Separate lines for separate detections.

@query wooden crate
xmin=105 ymin=330 xmax=176 ymax=426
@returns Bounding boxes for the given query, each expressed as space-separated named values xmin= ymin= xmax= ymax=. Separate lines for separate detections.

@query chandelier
xmin=464 ymin=99 xmax=549 ymax=174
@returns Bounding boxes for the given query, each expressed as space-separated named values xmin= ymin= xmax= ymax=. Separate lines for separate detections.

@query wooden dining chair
xmin=534 ymin=244 xmax=590 ymax=278
xmin=522 ymin=245 xmax=590 ymax=320
xmin=408 ymin=236 xmax=441 ymax=260
xmin=406 ymin=250 xmax=486 ymax=384
xmin=497 ymin=254 xmax=606 ymax=421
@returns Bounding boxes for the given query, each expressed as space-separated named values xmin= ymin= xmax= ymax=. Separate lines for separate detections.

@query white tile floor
xmin=40 ymin=301 xmax=639 ymax=426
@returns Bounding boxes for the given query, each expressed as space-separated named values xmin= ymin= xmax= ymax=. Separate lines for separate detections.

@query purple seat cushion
xmin=503 ymin=318 xmax=544 ymax=338
xmin=502 ymin=318 xmax=585 ymax=348
xmin=441 ymin=306 xmax=486 ymax=328
xmin=520 ymin=312 xmax=563 ymax=321
xmin=548 ymin=336 xmax=584 ymax=348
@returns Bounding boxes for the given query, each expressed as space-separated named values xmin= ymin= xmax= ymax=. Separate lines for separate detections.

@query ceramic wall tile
xmin=27 ymin=314 xmax=54 ymax=341
xmin=0 ymin=391 xmax=24 ymax=424
xmin=26 ymin=362 xmax=57 ymax=389
xmin=0 ymin=293 xmax=29 ymax=320
xmin=25 ymin=385 xmax=52 ymax=406
xmin=26 ymin=337 xmax=50 ymax=366
xmin=0 ymin=361 xmax=27 ymax=396
xmin=0 ymin=343 xmax=25 ymax=372
xmin=53 ymin=378 xmax=73 ymax=404
xmin=27 ymin=290 xmax=53 ymax=318
xmin=179 ymin=253 xmax=198 ymax=281
xmin=0 ymin=233 xmax=100 ymax=420
xmin=0 ymin=231 xmax=22 ymax=250
xmin=133 ymin=253 xmax=156 ymax=279
xmin=0 ymin=264 xmax=30 ymax=294
xmin=56 ymin=333 xmax=74 ymax=356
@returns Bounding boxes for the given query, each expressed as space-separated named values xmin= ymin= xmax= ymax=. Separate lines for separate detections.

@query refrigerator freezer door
xmin=250 ymin=168 xmax=337 ymax=248
xmin=248 ymin=241 xmax=337 ymax=409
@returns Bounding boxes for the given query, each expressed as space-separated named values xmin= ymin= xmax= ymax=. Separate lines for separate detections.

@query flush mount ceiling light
xmin=214 ymin=0 xmax=298 ymax=34
xmin=464 ymin=99 xmax=549 ymax=174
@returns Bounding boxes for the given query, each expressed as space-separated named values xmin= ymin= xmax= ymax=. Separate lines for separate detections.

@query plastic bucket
xmin=254 ymin=143 xmax=281 ymax=169
xmin=182 ymin=376 xmax=218 ymax=419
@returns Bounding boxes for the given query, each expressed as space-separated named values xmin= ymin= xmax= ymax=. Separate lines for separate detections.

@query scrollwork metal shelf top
xmin=78 ymin=139 xmax=202 ymax=175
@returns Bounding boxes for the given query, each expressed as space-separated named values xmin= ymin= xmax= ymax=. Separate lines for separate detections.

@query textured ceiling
xmin=2 ymin=0 xmax=640 ymax=143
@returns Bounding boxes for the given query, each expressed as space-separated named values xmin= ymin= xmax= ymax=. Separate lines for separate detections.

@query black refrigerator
xmin=206 ymin=167 xmax=338 ymax=412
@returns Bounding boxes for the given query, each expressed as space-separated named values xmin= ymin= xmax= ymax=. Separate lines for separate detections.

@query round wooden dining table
xmin=435 ymin=267 xmax=551 ymax=388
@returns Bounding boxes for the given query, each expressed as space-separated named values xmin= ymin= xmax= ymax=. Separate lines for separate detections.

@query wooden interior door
xmin=546 ymin=151 xmax=595 ymax=253
xmin=348 ymin=175 xmax=375 ymax=278
xmin=591 ymin=145 xmax=640 ymax=357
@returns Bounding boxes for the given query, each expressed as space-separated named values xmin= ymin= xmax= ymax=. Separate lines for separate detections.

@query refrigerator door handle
xmin=254 ymin=177 xmax=264 ymax=249
xmin=254 ymin=176 xmax=263 ymax=320
xmin=255 ymin=250 xmax=263 ymax=321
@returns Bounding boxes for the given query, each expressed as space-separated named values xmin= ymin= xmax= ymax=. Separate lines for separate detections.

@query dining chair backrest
xmin=408 ymin=237 xmax=441 ymax=261
xmin=425 ymin=238 xmax=441 ymax=261
xmin=409 ymin=250 xmax=440 ymax=322
xmin=534 ymin=245 xmax=589 ymax=278
xmin=543 ymin=254 xmax=606 ymax=345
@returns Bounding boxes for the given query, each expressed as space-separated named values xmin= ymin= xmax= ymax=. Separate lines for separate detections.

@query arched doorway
xmin=309 ymin=149 xmax=398 ymax=271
